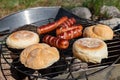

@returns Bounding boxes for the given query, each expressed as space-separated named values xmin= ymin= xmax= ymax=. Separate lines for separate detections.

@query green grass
xmin=0 ymin=0 xmax=120 ymax=20
xmin=0 ymin=0 xmax=83 ymax=18
xmin=82 ymin=0 xmax=120 ymax=19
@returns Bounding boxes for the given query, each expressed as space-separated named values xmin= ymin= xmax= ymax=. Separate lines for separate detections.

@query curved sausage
xmin=57 ymin=27 xmax=83 ymax=40
xmin=56 ymin=25 xmax=82 ymax=35
xmin=37 ymin=16 xmax=68 ymax=34
xmin=59 ymin=17 xmax=76 ymax=28
xmin=42 ymin=35 xmax=69 ymax=49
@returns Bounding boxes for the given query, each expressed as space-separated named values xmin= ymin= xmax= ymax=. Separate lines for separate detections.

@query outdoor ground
xmin=0 ymin=0 xmax=120 ymax=80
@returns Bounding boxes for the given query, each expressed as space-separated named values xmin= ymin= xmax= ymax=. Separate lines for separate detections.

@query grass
xmin=0 ymin=0 xmax=120 ymax=20
xmin=82 ymin=0 xmax=120 ymax=19
xmin=0 ymin=0 xmax=83 ymax=18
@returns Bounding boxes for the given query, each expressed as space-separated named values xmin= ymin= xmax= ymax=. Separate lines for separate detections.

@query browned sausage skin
xmin=56 ymin=25 xmax=82 ymax=35
xmin=60 ymin=17 xmax=76 ymax=28
xmin=57 ymin=25 xmax=83 ymax=40
xmin=42 ymin=35 xmax=69 ymax=49
xmin=37 ymin=16 xmax=68 ymax=34
xmin=56 ymin=18 xmax=76 ymax=35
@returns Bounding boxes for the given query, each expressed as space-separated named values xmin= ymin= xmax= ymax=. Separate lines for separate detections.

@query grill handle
xmin=0 ymin=30 xmax=10 ymax=36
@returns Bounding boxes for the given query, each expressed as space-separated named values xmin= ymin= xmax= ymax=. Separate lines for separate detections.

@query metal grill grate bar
xmin=0 ymin=16 xmax=120 ymax=80
xmin=108 ymin=49 xmax=120 ymax=53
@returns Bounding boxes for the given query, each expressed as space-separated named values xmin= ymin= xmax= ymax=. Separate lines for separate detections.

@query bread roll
xmin=20 ymin=43 xmax=60 ymax=69
xmin=83 ymin=24 xmax=114 ymax=40
xmin=72 ymin=38 xmax=108 ymax=63
xmin=6 ymin=30 xmax=39 ymax=49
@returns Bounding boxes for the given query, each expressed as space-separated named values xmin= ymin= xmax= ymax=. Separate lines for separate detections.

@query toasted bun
xmin=72 ymin=38 xmax=108 ymax=63
xmin=6 ymin=30 xmax=39 ymax=49
xmin=20 ymin=43 xmax=60 ymax=69
xmin=83 ymin=24 xmax=114 ymax=40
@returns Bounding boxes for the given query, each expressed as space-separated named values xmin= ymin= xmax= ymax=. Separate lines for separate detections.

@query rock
xmin=100 ymin=5 xmax=120 ymax=18
xmin=99 ymin=18 xmax=120 ymax=29
xmin=71 ymin=7 xmax=92 ymax=19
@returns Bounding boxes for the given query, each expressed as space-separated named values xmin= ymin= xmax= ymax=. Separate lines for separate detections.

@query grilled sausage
xmin=42 ymin=35 xmax=69 ymax=49
xmin=56 ymin=25 xmax=82 ymax=35
xmin=57 ymin=27 xmax=83 ymax=40
xmin=37 ymin=16 xmax=68 ymax=34
xmin=59 ymin=17 xmax=76 ymax=28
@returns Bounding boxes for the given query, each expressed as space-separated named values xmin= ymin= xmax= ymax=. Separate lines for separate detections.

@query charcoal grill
xmin=0 ymin=7 xmax=120 ymax=80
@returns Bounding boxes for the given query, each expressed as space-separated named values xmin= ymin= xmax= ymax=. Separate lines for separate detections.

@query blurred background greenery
xmin=0 ymin=0 xmax=120 ymax=18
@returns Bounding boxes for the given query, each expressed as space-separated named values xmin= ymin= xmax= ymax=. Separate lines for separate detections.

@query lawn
xmin=0 ymin=0 xmax=120 ymax=18
xmin=0 ymin=0 xmax=84 ymax=18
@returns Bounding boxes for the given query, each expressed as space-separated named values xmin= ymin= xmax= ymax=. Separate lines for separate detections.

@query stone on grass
xmin=71 ymin=7 xmax=92 ymax=19
xmin=100 ymin=5 xmax=120 ymax=18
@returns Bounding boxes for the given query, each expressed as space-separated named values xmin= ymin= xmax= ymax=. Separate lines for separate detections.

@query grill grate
xmin=0 ymin=8 xmax=120 ymax=79
xmin=1 ymin=30 xmax=120 ymax=80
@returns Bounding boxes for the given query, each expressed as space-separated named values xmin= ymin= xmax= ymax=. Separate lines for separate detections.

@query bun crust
xmin=20 ymin=43 xmax=60 ymax=69
xmin=73 ymin=38 xmax=108 ymax=63
xmin=83 ymin=24 xmax=114 ymax=40
xmin=6 ymin=30 xmax=39 ymax=49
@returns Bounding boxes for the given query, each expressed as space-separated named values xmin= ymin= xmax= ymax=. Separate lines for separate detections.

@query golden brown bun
xmin=72 ymin=38 xmax=108 ymax=63
xmin=6 ymin=30 xmax=39 ymax=49
xmin=83 ymin=24 xmax=114 ymax=40
xmin=20 ymin=43 xmax=60 ymax=69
